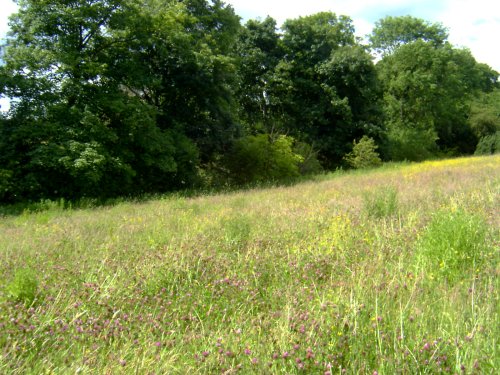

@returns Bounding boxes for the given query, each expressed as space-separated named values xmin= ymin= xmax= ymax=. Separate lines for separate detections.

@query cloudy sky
xmin=226 ymin=0 xmax=500 ymax=72
xmin=0 ymin=1 xmax=498 ymax=100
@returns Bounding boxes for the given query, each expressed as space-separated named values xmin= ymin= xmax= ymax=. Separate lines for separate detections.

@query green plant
xmin=344 ymin=136 xmax=382 ymax=169
xmin=223 ymin=214 xmax=252 ymax=248
xmin=475 ymin=131 xmax=500 ymax=155
xmin=226 ymin=134 xmax=303 ymax=184
xmin=416 ymin=209 xmax=489 ymax=282
xmin=363 ymin=186 xmax=398 ymax=218
xmin=293 ymin=141 xmax=323 ymax=175
xmin=6 ymin=268 xmax=39 ymax=305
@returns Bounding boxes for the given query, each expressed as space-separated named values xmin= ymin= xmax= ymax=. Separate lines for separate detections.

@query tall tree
xmin=272 ymin=12 xmax=381 ymax=167
xmin=0 ymin=0 xmax=241 ymax=201
xmin=376 ymin=36 xmax=498 ymax=160
xmin=369 ymin=15 xmax=448 ymax=56
xmin=235 ymin=16 xmax=284 ymax=132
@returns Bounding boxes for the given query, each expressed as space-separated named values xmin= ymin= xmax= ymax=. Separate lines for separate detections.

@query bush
xmin=0 ymin=169 xmax=13 ymax=201
xmin=474 ymin=131 xmax=500 ymax=155
xmin=6 ymin=268 xmax=39 ymax=305
xmin=226 ymin=134 xmax=303 ymax=185
xmin=416 ymin=209 xmax=489 ymax=283
xmin=387 ymin=126 xmax=438 ymax=161
xmin=344 ymin=136 xmax=382 ymax=169
xmin=293 ymin=141 xmax=323 ymax=175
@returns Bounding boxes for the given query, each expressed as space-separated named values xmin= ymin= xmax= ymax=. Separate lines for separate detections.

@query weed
xmin=415 ymin=208 xmax=489 ymax=283
xmin=5 ymin=268 xmax=39 ymax=305
xmin=0 ymin=155 xmax=498 ymax=373
xmin=363 ymin=186 xmax=399 ymax=218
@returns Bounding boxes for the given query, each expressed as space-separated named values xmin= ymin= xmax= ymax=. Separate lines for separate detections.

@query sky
xmin=1 ymin=0 xmax=499 ymax=110
xmin=225 ymin=0 xmax=500 ymax=72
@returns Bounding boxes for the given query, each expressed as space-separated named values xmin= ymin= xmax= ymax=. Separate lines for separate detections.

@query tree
xmin=225 ymin=134 xmax=303 ymax=184
xmin=373 ymin=17 xmax=499 ymax=159
xmin=0 ymin=0 xmax=241 ymax=201
xmin=235 ymin=16 xmax=284 ymax=132
xmin=343 ymin=135 xmax=382 ymax=169
xmin=269 ymin=12 xmax=382 ymax=168
xmin=369 ymin=15 xmax=448 ymax=56
xmin=468 ymin=88 xmax=500 ymax=139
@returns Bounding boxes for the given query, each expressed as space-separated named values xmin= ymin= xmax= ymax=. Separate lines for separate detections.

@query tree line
xmin=0 ymin=0 xmax=498 ymax=202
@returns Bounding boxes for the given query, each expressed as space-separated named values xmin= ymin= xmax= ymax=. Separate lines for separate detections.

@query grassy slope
xmin=0 ymin=155 xmax=498 ymax=374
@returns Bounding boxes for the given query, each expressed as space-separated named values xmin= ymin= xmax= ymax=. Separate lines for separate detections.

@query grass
xmin=0 ymin=155 xmax=498 ymax=374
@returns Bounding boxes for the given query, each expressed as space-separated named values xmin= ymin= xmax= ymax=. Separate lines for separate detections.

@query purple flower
xmin=244 ymin=348 xmax=251 ymax=355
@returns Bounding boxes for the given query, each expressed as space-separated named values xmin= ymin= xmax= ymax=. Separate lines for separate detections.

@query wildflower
xmin=244 ymin=348 xmax=251 ymax=355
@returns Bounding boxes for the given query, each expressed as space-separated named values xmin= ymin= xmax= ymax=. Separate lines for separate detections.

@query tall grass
xmin=0 ymin=155 xmax=498 ymax=373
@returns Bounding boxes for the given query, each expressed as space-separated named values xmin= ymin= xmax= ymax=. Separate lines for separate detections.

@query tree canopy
xmin=0 ymin=5 xmax=498 ymax=202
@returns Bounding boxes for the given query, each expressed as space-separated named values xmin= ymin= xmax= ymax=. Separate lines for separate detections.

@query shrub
xmin=387 ymin=126 xmax=438 ymax=161
xmin=226 ymin=134 xmax=303 ymax=185
xmin=6 ymin=268 xmax=39 ymax=305
xmin=344 ymin=136 xmax=382 ymax=169
xmin=0 ymin=169 xmax=13 ymax=201
xmin=293 ymin=141 xmax=323 ymax=175
xmin=474 ymin=131 xmax=500 ymax=155
xmin=416 ymin=209 xmax=489 ymax=283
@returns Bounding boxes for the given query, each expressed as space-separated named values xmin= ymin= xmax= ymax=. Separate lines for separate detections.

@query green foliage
xmin=1 ymin=2 xmax=498 ymax=203
xmin=272 ymin=12 xmax=382 ymax=167
xmin=293 ymin=141 xmax=323 ymax=175
xmin=6 ymin=268 xmax=39 ymax=305
xmin=377 ymin=39 xmax=495 ymax=158
xmin=387 ymin=126 xmax=438 ymax=161
xmin=0 ymin=169 xmax=13 ymax=201
xmin=416 ymin=209 xmax=489 ymax=283
xmin=362 ymin=186 xmax=398 ymax=218
xmin=468 ymin=89 xmax=500 ymax=139
xmin=226 ymin=134 xmax=303 ymax=184
xmin=235 ymin=17 xmax=284 ymax=130
xmin=344 ymin=135 xmax=382 ymax=169
xmin=370 ymin=15 xmax=448 ymax=56
xmin=0 ymin=0 xmax=240 ymax=202
xmin=475 ymin=132 xmax=500 ymax=155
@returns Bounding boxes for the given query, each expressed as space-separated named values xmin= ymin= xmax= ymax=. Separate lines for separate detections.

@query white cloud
xmin=0 ymin=0 xmax=498 ymax=71
xmin=0 ymin=0 xmax=17 ymax=39
xmin=227 ymin=0 xmax=500 ymax=71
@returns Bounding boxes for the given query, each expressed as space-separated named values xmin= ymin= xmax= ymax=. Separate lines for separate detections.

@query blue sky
xmin=1 ymin=0 xmax=498 ymax=69
xmin=1 ymin=0 xmax=499 ymax=110
xmin=227 ymin=0 xmax=499 ymax=72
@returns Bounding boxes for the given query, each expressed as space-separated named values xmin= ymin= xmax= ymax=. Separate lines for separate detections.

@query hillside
xmin=1 ymin=155 xmax=499 ymax=373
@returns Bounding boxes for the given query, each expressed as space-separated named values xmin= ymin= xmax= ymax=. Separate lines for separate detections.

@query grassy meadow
xmin=0 ymin=155 xmax=499 ymax=374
